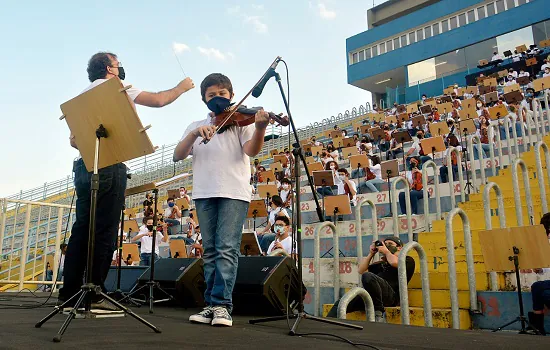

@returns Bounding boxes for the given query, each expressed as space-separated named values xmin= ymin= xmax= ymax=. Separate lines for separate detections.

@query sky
xmin=0 ymin=0 xmax=383 ymax=198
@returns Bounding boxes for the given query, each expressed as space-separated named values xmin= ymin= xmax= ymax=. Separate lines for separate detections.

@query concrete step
xmin=409 ymin=272 xmax=505 ymax=291
xmin=409 ymin=288 xmax=471 ymax=309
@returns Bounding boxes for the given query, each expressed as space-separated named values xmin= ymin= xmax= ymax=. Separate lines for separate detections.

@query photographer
xmin=327 ymin=237 xmax=415 ymax=322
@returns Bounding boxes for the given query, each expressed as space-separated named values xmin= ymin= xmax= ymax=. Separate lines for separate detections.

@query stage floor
xmin=0 ymin=296 xmax=548 ymax=349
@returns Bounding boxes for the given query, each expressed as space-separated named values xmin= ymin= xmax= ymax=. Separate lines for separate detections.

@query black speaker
xmin=104 ymin=266 xmax=148 ymax=293
xmin=232 ymin=256 xmax=306 ymax=316
xmin=137 ymin=258 xmax=205 ymax=307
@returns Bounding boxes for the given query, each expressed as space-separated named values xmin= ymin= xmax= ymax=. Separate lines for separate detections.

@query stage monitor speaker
xmin=104 ymin=266 xmax=148 ymax=293
xmin=137 ymin=258 xmax=205 ymax=307
xmin=232 ymin=256 xmax=306 ymax=316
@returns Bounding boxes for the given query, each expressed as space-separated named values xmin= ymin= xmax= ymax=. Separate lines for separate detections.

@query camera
xmin=373 ymin=240 xmax=383 ymax=251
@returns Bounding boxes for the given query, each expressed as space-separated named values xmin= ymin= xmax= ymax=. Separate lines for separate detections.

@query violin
xmin=212 ymin=105 xmax=289 ymax=132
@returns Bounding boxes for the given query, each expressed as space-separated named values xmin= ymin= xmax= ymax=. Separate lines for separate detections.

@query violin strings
xmin=172 ymin=48 xmax=187 ymax=78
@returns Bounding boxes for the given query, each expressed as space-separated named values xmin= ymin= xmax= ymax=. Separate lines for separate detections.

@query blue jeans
xmin=399 ymin=190 xmax=423 ymax=215
xmin=359 ymin=178 xmax=385 ymax=193
xmin=195 ymin=198 xmax=250 ymax=313
xmin=140 ymin=252 xmax=159 ymax=267
xmin=59 ymin=159 xmax=127 ymax=300
xmin=165 ymin=218 xmax=181 ymax=235
xmin=439 ymin=165 xmax=459 ymax=184
xmin=259 ymin=233 xmax=276 ymax=253
xmin=531 ymin=280 xmax=550 ymax=311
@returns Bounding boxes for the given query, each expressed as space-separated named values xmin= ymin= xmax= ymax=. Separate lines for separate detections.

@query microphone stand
xmin=249 ymin=58 xmax=362 ymax=333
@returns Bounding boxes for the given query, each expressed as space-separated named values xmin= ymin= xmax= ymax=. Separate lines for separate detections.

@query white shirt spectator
xmin=491 ymin=53 xmax=502 ymax=61
xmin=518 ymin=71 xmax=530 ymax=78
xmin=512 ymin=53 xmax=522 ymax=62
xmin=337 ymin=179 xmax=357 ymax=206
xmin=181 ymin=114 xmax=255 ymax=202
xmin=267 ymin=235 xmax=297 ymax=255
xmin=509 ymin=71 xmax=518 ymax=78
xmin=280 ymin=189 xmax=292 ymax=204
xmin=268 ymin=207 xmax=290 ymax=226
xmin=541 ymin=63 xmax=550 ymax=71
xmin=139 ymin=232 xmax=164 ymax=255
xmin=369 ymin=164 xmax=382 ymax=180
xmin=408 ymin=139 xmax=422 ymax=157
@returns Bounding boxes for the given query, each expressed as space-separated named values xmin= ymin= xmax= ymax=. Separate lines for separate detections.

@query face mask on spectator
xmin=330 ymin=164 xmax=336 ymax=170
xmin=274 ymin=225 xmax=284 ymax=234
xmin=168 ymin=202 xmax=175 ymax=208
xmin=147 ymin=225 xmax=154 ymax=231
xmin=282 ymin=184 xmax=290 ymax=189
xmin=477 ymin=103 xmax=482 ymax=108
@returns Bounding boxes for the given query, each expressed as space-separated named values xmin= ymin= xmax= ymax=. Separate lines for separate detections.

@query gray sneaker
xmin=91 ymin=299 xmax=119 ymax=311
xmin=189 ymin=306 xmax=214 ymax=324
xmin=211 ymin=306 xmax=233 ymax=327
xmin=375 ymin=311 xmax=386 ymax=323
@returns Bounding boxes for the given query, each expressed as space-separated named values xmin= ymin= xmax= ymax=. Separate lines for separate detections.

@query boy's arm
xmin=243 ymin=110 xmax=270 ymax=157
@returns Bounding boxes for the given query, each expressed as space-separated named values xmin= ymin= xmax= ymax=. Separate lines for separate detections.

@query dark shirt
xmin=367 ymin=256 xmax=415 ymax=296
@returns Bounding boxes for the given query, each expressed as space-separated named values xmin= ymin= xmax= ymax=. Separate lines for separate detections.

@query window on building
xmin=352 ymin=52 xmax=358 ymax=64
xmin=450 ymin=16 xmax=458 ymax=30
xmin=442 ymin=20 xmax=449 ymax=33
xmin=386 ymin=40 xmax=393 ymax=52
xmin=505 ymin=0 xmax=515 ymax=9
xmin=496 ymin=26 xmax=534 ymax=55
xmin=467 ymin=10 xmax=475 ymax=23
xmin=365 ymin=48 xmax=372 ymax=59
xmin=416 ymin=29 xmax=424 ymax=41
xmin=435 ymin=49 xmax=466 ymax=78
xmin=424 ymin=26 xmax=431 ymax=39
xmin=496 ymin=0 xmax=505 ymax=13
xmin=487 ymin=3 xmax=496 ymax=17
xmin=517 ymin=0 xmax=526 ymax=6
xmin=464 ymin=38 xmax=497 ymax=68
xmin=359 ymin=50 xmax=365 ymax=62
xmin=532 ymin=22 xmax=547 ymax=46
xmin=409 ymin=32 xmax=416 ymax=44
xmin=393 ymin=38 xmax=400 ymax=50
xmin=401 ymin=34 xmax=407 ymax=46
xmin=432 ymin=23 xmax=440 ymax=36
xmin=458 ymin=13 xmax=466 ymax=26
xmin=477 ymin=6 xmax=486 ymax=19
xmin=379 ymin=42 xmax=386 ymax=55
xmin=372 ymin=45 xmax=378 ymax=57
xmin=407 ymin=58 xmax=436 ymax=87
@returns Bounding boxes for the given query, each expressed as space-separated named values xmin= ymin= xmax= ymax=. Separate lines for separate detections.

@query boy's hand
xmin=255 ymin=109 xmax=270 ymax=130
xmin=177 ymin=77 xmax=195 ymax=93
xmin=193 ymin=125 xmax=217 ymax=140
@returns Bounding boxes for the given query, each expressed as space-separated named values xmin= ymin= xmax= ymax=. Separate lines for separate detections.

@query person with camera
xmin=326 ymin=237 xmax=415 ymax=322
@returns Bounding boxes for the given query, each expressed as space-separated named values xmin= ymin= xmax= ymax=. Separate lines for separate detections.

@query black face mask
xmin=387 ymin=245 xmax=398 ymax=254
xmin=206 ymin=96 xmax=233 ymax=114
xmin=146 ymin=225 xmax=154 ymax=231
xmin=117 ymin=66 xmax=126 ymax=80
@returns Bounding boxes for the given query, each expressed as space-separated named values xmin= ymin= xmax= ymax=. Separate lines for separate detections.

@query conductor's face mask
xmin=111 ymin=65 xmax=125 ymax=80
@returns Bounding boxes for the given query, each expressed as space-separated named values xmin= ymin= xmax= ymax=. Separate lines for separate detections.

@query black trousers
xmin=59 ymin=159 xmax=127 ymax=300
xmin=327 ymin=272 xmax=397 ymax=317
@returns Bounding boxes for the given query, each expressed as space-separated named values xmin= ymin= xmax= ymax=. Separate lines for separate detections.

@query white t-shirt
xmin=541 ymin=63 xmax=549 ymax=71
xmin=81 ymin=78 xmax=142 ymax=102
xmin=369 ymin=164 xmax=382 ymax=180
xmin=268 ymin=207 xmax=290 ymax=225
xmin=509 ymin=71 xmax=518 ymax=78
xmin=491 ymin=54 xmax=502 ymax=61
xmin=409 ymin=140 xmax=421 ymax=157
xmin=518 ymin=71 xmax=530 ymax=78
xmin=139 ymin=232 xmax=164 ymax=255
xmin=280 ymin=189 xmax=291 ymax=204
xmin=267 ymin=235 xmax=297 ymax=255
xmin=181 ymin=114 xmax=255 ymax=202
xmin=337 ymin=179 xmax=357 ymax=206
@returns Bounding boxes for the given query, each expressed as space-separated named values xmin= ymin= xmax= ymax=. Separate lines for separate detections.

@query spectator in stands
xmin=143 ymin=193 xmax=153 ymax=215
xmin=317 ymin=161 xmax=341 ymax=197
xmin=259 ymin=195 xmax=290 ymax=253
xmin=326 ymin=144 xmax=339 ymax=161
xmin=518 ymin=68 xmax=530 ymax=78
xmin=440 ymin=133 xmax=462 ymax=183
xmin=527 ymin=213 xmax=550 ymax=336
xmin=491 ymin=51 xmax=502 ymax=61
xmin=509 ymin=68 xmax=518 ymax=79
xmin=326 ymin=237 xmax=415 ymax=322
xmin=541 ymin=59 xmax=549 ymax=72
xmin=421 ymin=94 xmax=427 ymax=103
xmin=543 ymin=67 xmax=550 ymax=78
xmin=399 ymin=157 xmax=423 ymax=215
xmin=336 ymin=168 xmax=357 ymax=206
xmin=320 ymin=151 xmax=333 ymax=165
xmin=266 ymin=215 xmax=296 ymax=257
xmin=164 ymin=197 xmax=182 ymax=235
xmin=311 ymin=135 xmax=321 ymax=146
xmin=189 ymin=225 xmax=203 ymax=258
xmin=279 ymin=178 xmax=294 ymax=214
xmin=505 ymin=74 xmax=516 ymax=86
xmin=359 ymin=155 xmax=385 ymax=193
xmin=132 ymin=216 xmax=168 ymax=267
xmin=405 ymin=130 xmax=431 ymax=169
xmin=386 ymin=132 xmax=403 ymax=160
xmin=512 ymin=50 xmax=522 ymax=62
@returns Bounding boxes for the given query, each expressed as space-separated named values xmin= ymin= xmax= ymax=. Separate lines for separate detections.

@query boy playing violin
xmin=173 ymin=73 xmax=269 ymax=327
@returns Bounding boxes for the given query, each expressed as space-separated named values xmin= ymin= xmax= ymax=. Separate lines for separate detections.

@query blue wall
xmin=347 ymin=0 xmax=482 ymax=51
xmin=347 ymin=0 xmax=550 ymax=83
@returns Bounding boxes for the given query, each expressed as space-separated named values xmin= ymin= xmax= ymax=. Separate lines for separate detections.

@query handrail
xmin=483 ymin=182 xmax=506 ymax=292
xmin=355 ymin=198 xmax=378 ymax=263
xmin=519 ymin=104 xmax=534 ymax=149
xmin=314 ymin=221 xmax=338 ymax=317
xmin=390 ymin=176 xmax=413 ymax=242
xmin=446 ymin=146 xmax=465 ymax=208
xmin=502 ymin=114 xmax=519 ymax=160
xmin=467 ymin=135 xmax=486 ymax=190
xmin=337 ymin=287 xmax=375 ymax=322
xmin=511 ymin=158 xmax=534 ymax=226
xmin=445 ymin=208 xmax=477 ymax=329
xmin=488 ymin=122 xmax=503 ymax=173
xmin=422 ymin=160 xmax=440 ymax=230
xmin=532 ymin=99 xmax=542 ymax=141
xmin=534 ymin=141 xmax=550 ymax=214
xmin=398 ymin=241 xmax=432 ymax=327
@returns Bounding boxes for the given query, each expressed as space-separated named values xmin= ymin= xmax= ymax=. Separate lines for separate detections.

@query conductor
xmin=58 ymin=52 xmax=194 ymax=309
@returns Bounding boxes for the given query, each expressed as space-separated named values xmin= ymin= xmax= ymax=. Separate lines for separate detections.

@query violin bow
xmin=201 ymin=56 xmax=282 ymax=145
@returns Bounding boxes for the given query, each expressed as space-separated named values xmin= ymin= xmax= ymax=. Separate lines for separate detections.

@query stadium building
xmin=347 ymin=0 xmax=550 ymax=107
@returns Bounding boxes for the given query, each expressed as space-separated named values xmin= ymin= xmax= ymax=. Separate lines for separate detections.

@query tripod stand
xmin=248 ymin=57 xmax=362 ymax=333
xmin=35 ymin=125 xmax=160 ymax=341
xmin=125 ymin=188 xmax=174 ymax=313
xmin=457 ymin=123 xmax=475 ymax=194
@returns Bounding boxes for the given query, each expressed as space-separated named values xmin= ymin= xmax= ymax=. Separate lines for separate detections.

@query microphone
xmin=252 ymin=57 xmax=281 ymax=98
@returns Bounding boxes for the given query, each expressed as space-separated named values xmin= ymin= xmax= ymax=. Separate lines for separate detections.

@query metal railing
xmin=445 ymin=208 xmax=477 ymax=329
xmin=483 ymin=182 xmax=506 ymax=292
xmin=511 ymin=158 xmax=534 ymax=226
xmin=502 ymin=115 xmax=520 ymax=161
xmin=446 ymin=147 xmax=465 ymax=208
xmin=355 ymin=198 xmax=377 ymax=263
xmin=467 ymin=135 xmax=486 ymax=191
xmin=488 ymin=123 xmax=503 ymax=174
xmin=422 ymin=160 xmax=440 ymax=230
xmin=337 ymin=287 xmax=375 ymax=322
xmin=534 ymin=141 xmax=550 ymax=214
xmin=314 ymin=221 xmax=339 ymax=317
xmin=398 ymin=241 xmax=432 ymax=327
xmin=390 ymin=176 xmax=413 ymax=242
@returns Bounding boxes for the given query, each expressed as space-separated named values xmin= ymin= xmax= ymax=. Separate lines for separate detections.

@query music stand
xmin=460 ymin=107 xmax=478 ymax=120
xmin=483 ymin=78 xmax=498 ymax=87
xmin=321 ymin=195 xmax=351 ymax=258
xmin=170 ymin=240 xmax=188 ymax=258
xmin=385 ymin=115 xmax=397 ymax=125
xmin=258 ymin=184 xmax=279 ymax=210
xmin=440 ymin=95 xmax=453 ymax=103
xmin=341 ymin=146 xmax=358 ymax=158
xmin=241 ymin=231 xmax=262 ymax=256
xmin=504 ymin=90 xmax=524 ymax=105
xmin=393 ymin=130 xmax=412 ymax=169
xmin=124 ymin=208 xmax=137 ymax=219
xmin=420 ymin=136 xmax=446 ymax=160
xmin=259 ymin=170 xmax=276 ymax=184
xmin=274 ymin=154 xmax=288 ymax=167
xmin=411 ymin=116 xmax=425 ymax=129
xmin=407 ymin=104 xmax=418 ymax=114
xmin=516 ymin=76 xmax=530 ymax=86
xmin=305 ymin=156 xmax=315 ymax=164
xmin=271 ymin=161 xmax=283 ymax=174
xmin=311 ymin=146 xmax=323 ymax=157
xmin=270 ymin=149 xmax=279 ymax=157
xmin=526 ymin=57 xmax=537 ymax=67
xmin=429 ymin=121 xmax=450 ymax=137
xmin=303 ymin=144 xmax=312 ymax=156
xmin=438 ymin=102 xmax=453 ymax=115
xmin=381 ymin=160 xmax=398 ymax=214
xmin=313 ymin=170 xmax=335 ymax=220
xmin=466 ymin=86 xmax=478 ymax=95
xmin=167 ymin=189 xmax=179 ymax=199
xmin=489 ymin=104 xmax=508 ymax=119
xmin=124 ymin=220 xmax=139 ymax=237
xmin=479 ymin=225 xmax=550 ymax=334
xmin=479 ymin=85 xmax=494 ymax=95
xmin=360 ymin=125 xmax=371 ymax=135
xmin=396 ymin=105 xmax=406 ymax=114
xmin=36 ymin=78 xmax=160 ymax=341
xmin=350 ymin=154 xmax=369 ymax=193
xmin=533 ymin=76 xmax=550 ymax=92
xmin=419 ymin=105 xmax=432 ymax=115
xmin=122 ymin=243 xmax=140 ymax=265
xmin=308 ymin=162 xmax=324 ymax=172
xmin=503 ymin=84 xmax=520 ymax=94
xmin=503 ymin=50 xmax=512 ymax=58
xmin=330 ymin=130 xmax=342 ymax=140
xmin=247 ymin=199 xmax=268 ymax=232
